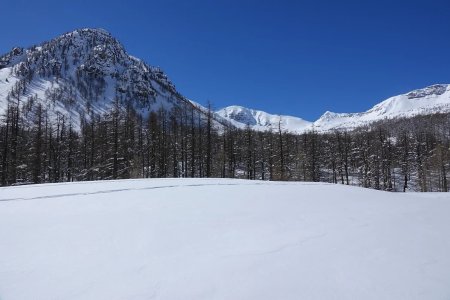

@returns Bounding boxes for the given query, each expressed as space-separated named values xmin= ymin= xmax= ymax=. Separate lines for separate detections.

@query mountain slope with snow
xmin=1 ymin=28 xmax=449 ymax=133
xmin=1 ymin=178 xmax=449 ymax=299
xmin=0 ymin=28 xmax=204 ymax=129
xmin=216 ymin=105 xmax=312 ymax=133
xmin=216 ymin=84 xmax=450 ymax=133
xmin=313 ymin=84 xmax=450 ymax=131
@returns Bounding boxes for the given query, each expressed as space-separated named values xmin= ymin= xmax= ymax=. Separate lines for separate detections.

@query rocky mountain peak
xmin=406 ymin=84 xmax=448 ymax=99
xmin=0 ymin=28 xmax=188 ymax=129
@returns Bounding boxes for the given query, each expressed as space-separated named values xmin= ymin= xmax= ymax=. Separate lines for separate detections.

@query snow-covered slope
xmin=217 ymin=84 xmax=450 ymax=133
xmin=1 ymin=178 xmax=450 ymax=299
xmin=313 ymin=84 xmax=450 ymax=131
xmin=0 ymin=28 xmax=201 ymax=129
xmin=216 ymin=105 xmax=312 ymax=133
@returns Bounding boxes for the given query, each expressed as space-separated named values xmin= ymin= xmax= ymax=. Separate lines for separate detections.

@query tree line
xmin=1 ymin=97 xmax=449 ymax=192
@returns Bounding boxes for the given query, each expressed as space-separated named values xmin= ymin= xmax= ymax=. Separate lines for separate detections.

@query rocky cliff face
xmin=0 ymin=28 xmax=197 ymax=128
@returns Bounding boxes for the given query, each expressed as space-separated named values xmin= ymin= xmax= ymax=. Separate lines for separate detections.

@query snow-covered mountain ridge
xmin=1 ymin=28 xmax=449 ymax=133
xmin=0 ymin=28 xmax=201 ymax=129
xmin=312 ymin=83 xmax=450 ymax=132
xmin=215 ymin=105 xmax=312 ymax=133
xmin=217 ymin=84 xmax=450 ymax=133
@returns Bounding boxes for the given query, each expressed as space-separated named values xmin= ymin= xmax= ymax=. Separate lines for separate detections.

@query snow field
xmin=0 ymin=178 xmax=449 ymax=299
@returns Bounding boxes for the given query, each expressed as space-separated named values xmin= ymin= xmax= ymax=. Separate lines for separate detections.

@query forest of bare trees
xmin=1 ymin=96 xmax=449 ymax=192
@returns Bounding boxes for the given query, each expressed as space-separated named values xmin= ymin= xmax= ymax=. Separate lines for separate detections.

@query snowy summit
xmin=216 ymin=84 xmax=450 ymax=133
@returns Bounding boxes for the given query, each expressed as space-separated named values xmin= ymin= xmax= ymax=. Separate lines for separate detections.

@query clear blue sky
xmin=2 ymin=0 xmax=450 ymax=120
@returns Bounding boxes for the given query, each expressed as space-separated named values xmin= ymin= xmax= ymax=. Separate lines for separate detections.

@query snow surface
xmin=1 ymin=178 xmax=450 ymax=300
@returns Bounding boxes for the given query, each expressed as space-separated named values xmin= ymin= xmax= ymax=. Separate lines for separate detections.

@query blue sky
xmin=1 ymin=0 xmax=450 ymax=120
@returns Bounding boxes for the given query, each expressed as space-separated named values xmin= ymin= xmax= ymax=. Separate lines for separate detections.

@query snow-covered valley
xmin=1 ymin=179 xmax=449 ymax=299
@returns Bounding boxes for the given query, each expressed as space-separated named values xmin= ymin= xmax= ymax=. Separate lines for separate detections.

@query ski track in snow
xmin=0 ymin=183 xmax=254 ymax=202
xmin=0 ymin=180 xmax=331 ymax=202
xmin=222 ymin=232 xmax=328 ymax=259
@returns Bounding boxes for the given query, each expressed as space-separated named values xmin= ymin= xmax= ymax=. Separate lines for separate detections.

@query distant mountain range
xmin=1 ymin=28 xmax=449 ymax=133
xmin=215 ymin=105 xmax=312 ymax=133
xmin=216 ymin=84 xmax=450 ymax=133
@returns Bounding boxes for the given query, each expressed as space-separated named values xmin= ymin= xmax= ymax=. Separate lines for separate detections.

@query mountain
xmin=312 ymin=84 xmax=450 ymax=131
xmin=217 ymin=84 xmax=450 ymax=133
xmin=1 ymin=28 xmax=449 ymax=134
xmin=216 ymin=105 xmax=312 ymax=133
xmin=0 ymin=28 xmax=203 ymax=129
